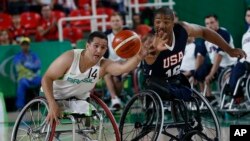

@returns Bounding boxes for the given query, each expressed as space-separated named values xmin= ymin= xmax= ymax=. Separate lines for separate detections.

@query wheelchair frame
xmin=219 ymin=68 xmax=250 ymax=114
xmin=119 ymin=85 xmax=221 ymax=141
xmin=11 ymin=93 xmax=120 ymax=141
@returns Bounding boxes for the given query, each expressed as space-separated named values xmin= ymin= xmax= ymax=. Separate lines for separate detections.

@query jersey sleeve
xmin=195 ymin=39 xmax=207 ymax=57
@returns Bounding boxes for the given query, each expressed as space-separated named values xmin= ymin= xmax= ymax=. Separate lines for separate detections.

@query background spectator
xmin=180 ymin=37 xmax=198 ymax=78
xmin=9 ymin=14 xmax=27 ymax=43
xmin=7 ymin=0 xmax=29 ymax=15
xmin=53 ymin=0 xmax=77 ymax=16
xmin=13 ymin=37 xmax=42 ymax=110
xmin=0 ymin=29 xmax=14 ymax=45
xmin=227 ymin=8 xmax=250 ymax=104
xmin=35 ymin=5 xmax=58 ymax=41
xmin=29 ymin=0 xmax=55 ymax=13
xmin=193 ymin=14 xmax=237 ymax=101
xmin=131 ymin=13 xmax=141 ymax=30
xmin=104 ymin=12 xmax=128 ymax=109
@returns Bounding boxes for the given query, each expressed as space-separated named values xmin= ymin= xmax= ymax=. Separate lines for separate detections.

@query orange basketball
xmin=112 ymin=30 xmax=141 ymax=59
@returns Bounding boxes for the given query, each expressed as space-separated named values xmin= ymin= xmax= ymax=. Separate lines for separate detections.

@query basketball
xmin=112 ymin=30 xmax=141 ymax=59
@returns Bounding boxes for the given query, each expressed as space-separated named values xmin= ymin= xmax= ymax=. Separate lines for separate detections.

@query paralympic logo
xmin=0 ymin=55 xmax=16 ymax=82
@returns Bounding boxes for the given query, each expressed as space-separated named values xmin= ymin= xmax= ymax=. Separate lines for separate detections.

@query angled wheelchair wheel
xmin=217 ymin=67 xmax=231 ymax=90
xmin=48 ymin=93 xmax=120 ymax=141
xmin=11 ymin=97 xmax=55 ymax=141
xmin=88 ymin=93 xmax=120 ymax=141
xmin=170 ymin=99 xmax=191 ymax=140
xmin=246 ymin=76 xmax=250 ymax=102
xmin=119 ymin=90 xmax=164 ymax=141
xmin=182 ymin=89 xmax=221 ymax=141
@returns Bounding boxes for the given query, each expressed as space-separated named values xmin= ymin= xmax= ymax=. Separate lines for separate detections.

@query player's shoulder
xmin=59 ymin=49 xmax=75 ymax=59
xmin=243 ymin=28 xmax=250 ymax=36
xmin=217 ymin=27 xmax=231 ymax=35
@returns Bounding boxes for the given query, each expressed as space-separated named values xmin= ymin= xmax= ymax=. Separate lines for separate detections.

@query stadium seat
xmin=131 ymin=0 xmax=148 ymax=11
xmin=78 ymin=0 xmax=91 ymax=9
xmin=131 ymin=0 xmax=148 ymax=3
xmin=0 ymin=13 xmax=12 ymax=30
xmin=63 ymin=26 xmax=84 ymax=44
xmin=52 ymin=10 xmax=66 ymax=26
xmin=96 ymin=7 xmax=114 ymax=29
xmin=52 ymin=10 xmax=66 ymax=21
xmin=20 ymin=12 xmax=41 ymax=35
xmin=135 ymin=24 xmax=152 ymax=38
xmin=69 ymin=9 xmax=91 ymax=31
xmin=96 ymin=7 xmax=114 ymax=22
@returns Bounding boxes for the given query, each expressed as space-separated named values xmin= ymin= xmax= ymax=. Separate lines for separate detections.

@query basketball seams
xmin=113 ymin=35 xmax=140 ymax=52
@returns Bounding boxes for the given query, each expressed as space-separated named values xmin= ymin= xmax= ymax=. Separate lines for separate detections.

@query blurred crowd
xmin=0 ymin=0 xmax=152 ymax=46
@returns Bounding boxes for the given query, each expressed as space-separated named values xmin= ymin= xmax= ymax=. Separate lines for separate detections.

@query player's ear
xmin=86 ymin=43 xmax=90 ymax=49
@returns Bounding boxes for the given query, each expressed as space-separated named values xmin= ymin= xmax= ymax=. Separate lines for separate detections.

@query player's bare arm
xmin=181 ymin=21 xmax=246 ymax=58
xmin=205 ymin=54 xmax=222 ymax=83
xmin=42 ymin=50 xmax=73 ymax=124
xmin=100 ymin=44 xmax=149 ymax=77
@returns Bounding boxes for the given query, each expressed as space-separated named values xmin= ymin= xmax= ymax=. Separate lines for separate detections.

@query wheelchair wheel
xmin=88 ymin=93 xmax=120 ymax=141
xmin=170 ymin=99 xmax=191 ymax=139
xmin=11 ymin=97 xmax=55 ymax=141
xmin=218 ymin=67 xmax=231 ymax=90
xmin=48 ymin=93 xmax=120 ymax=141
xmin=119 ymin=90 xmax=164 ymax=141
xmin=245 ymin=76 xmax=250 ymax=102
xmin=182 ymin=89 xmax=221 ymax=141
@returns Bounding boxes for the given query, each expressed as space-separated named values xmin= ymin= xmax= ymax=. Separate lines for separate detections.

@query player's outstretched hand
xmin=153 ymin=31 xmax=169 ymax=51
xmin=228 ymin=48 xmax=247 ymax=59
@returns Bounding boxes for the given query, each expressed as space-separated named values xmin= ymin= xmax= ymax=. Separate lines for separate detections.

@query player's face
xmin=205 ymin=17 xmax=219 ymax=31
xmin=21 ymin=43 xmax=30 ymax=52
xmin=12 ymin=15 xmax=21 ymax=26
xmin=110 ymin=15 xmax=123 ymax=31
xmin=154 ymin=13 xmax=174 ymax=37
xmin=41 ymin=6 xmax=52 ymax=19
xmin=245 ymin=10 xmax=250 ymax=25
xmin=87 ymin=37 xmax=108 ymax=62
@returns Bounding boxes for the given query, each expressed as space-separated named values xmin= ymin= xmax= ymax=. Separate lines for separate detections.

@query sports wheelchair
xmin=219 ymin=62 xmax=250 ymax=115
xmin=119 ymin=79 xmax=221 ymax=141
xmin=11 ymin=93 xmax=120 ymax=141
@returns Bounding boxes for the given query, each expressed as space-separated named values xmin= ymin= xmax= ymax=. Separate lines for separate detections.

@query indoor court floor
xmin=1 ymin=110 xmax=250 ymax=141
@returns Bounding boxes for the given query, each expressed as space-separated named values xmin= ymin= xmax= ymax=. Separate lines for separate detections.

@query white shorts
xmin=57 ymin=100 xmax=96 ymax=116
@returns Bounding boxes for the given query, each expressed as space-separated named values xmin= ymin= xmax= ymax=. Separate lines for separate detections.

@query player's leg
xmin=104 ymin=74 xmax=122 ymax=109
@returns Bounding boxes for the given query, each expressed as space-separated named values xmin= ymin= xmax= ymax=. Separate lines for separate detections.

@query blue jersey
xmin=13 ymin=51 xmax=41 ymax=80
xmin=142 ymin=23 xmax=188 ymax=78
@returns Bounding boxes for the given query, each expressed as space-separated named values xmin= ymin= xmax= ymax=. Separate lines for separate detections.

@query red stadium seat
xmin=131 ymin=0 xmax=148 ymax=3
xmin=52 ymin=10 xmax=66 ymax=26
xmin=63 ymin=26 xmax=84 ymax=43
xmin=78 ymin=0 xmax=91 ymax=9
xmin=131 ymin=0 xmax=148 ymax=11
xmin=69 ymin=9 xmax=91 ymax=31
xmin=20 ymin=12 xmax=41 ymax=35
xmin=52 ymin=10 xmax=66 ymax=21
xmin=96 ymin=7 xmax=114 ymax=22
xmin=96 ymin=7 xmax=114 ymax=29
xmin=135 ymin=24 xmax=152 ymax=38
xmin=0 ymin=13 xmax=12 ymax=30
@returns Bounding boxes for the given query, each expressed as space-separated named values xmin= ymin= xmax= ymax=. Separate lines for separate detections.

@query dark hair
xmin=205 ymin=14 xmax=218 ymax=21
xmin=247 ymin=7 xmax=250 ymax=12
xmin=111 ymin=12 xmax=123 ymax=20
xmin=154 ymin=7 xmax=174 ymax=21
xmin=87 ymin=31 xmax=108 ymax=43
